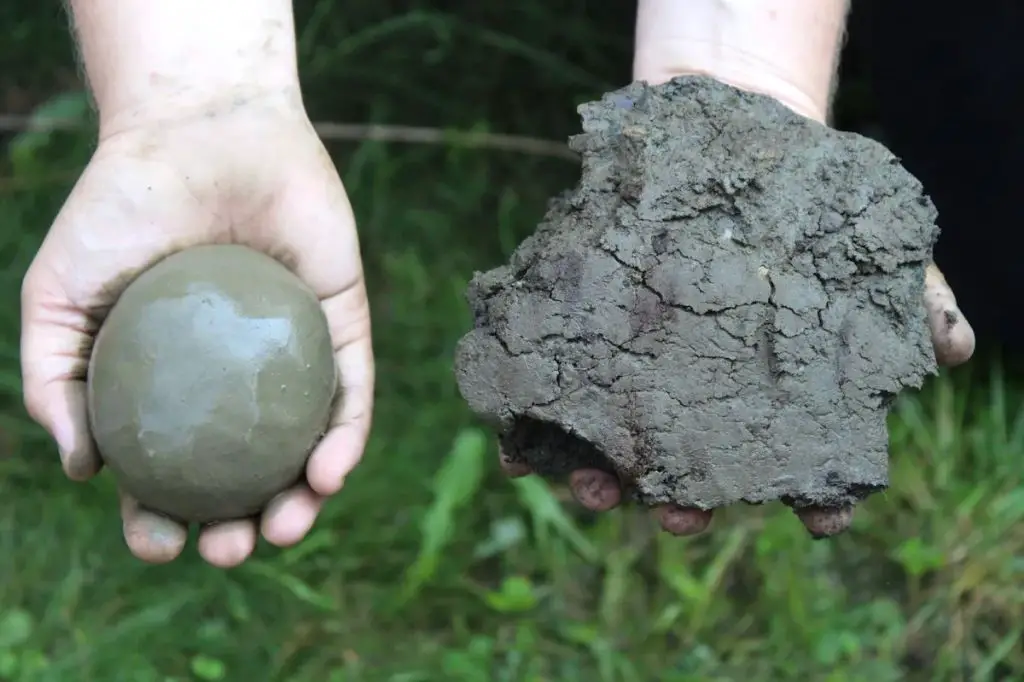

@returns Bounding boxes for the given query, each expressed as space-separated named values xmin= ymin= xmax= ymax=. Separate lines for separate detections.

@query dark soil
xmin=455 ymin=76 xmax=938 ymax=511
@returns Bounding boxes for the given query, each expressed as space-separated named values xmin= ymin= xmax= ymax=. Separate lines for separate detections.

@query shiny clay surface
xmin=86 ymin=245 xmax=337 ymax=524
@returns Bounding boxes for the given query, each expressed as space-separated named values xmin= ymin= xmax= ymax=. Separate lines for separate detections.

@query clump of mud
xmin=454 ymin=76 xmax=938 ymax=511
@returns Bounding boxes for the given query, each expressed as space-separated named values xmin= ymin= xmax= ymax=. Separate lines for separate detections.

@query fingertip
xmin=653 ymin=504 xmax=713 ymax=536
xmin=569 ymin=468 xmax=622 ymax=511
xmin=934 ymin=313 xmax=976 ymax=367
xmin=198 ymin=520 xmax=258 ymax=568
xmin=305 ymin=427 xmax=359 ymax=496
xmin=308 ymin=331 xmax=374 ymax=497
xmin=61 ymin=442 xmax=103 ymax=482
xmin=794 ymin=504 xmax=854 ymax=539
xmin=261 ymin=485 xmax=323 ymax=547
xmin=120 ymin=492 xmax=188 ymax=564
xmin=924 ymin=263 xmax=976 ymax=367
xmin=498 ymin=446 xmax=533 ymax=478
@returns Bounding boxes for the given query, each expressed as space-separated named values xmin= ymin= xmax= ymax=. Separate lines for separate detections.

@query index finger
xmin=262 ymin=141 xmax=374 ymax=497
xmin=305 ymin=286 xmax=375 ymax=496
xmin=924 ymin=263 xmax=975 ymax=367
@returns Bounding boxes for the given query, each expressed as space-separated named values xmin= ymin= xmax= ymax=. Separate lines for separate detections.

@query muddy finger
xmin=568 ymin=468 xmax=622 ymax=511
xmin=794 ymin=504 xmax=854 ymax=539
xmin=653 ymin=504 xmax=713 ymax=536
xmin=120 ymin=490 xmax=188 ymax=564
xmin=924 ymin=264 xmax=975 ymax=367
xmin=497 ymin=446 xmax=533 ymax=478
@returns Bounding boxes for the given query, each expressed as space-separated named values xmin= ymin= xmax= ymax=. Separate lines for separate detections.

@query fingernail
xmin=148 ymin=515 xmax=187 ymax=544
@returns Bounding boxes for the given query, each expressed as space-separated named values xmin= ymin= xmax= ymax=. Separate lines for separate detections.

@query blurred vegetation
xmin=1 ymin=2 xmax=1023 ymax=681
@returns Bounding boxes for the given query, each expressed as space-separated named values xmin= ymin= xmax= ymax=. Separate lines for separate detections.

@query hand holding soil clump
xmin=87 ymin=245 xmax=337 ymax=525
xmin=455 ymin=76 xmax=948 ymax=536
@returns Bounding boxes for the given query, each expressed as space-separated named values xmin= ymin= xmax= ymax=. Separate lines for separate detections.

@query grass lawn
xmin=1 ymin=2 xmax=1023 ymax=680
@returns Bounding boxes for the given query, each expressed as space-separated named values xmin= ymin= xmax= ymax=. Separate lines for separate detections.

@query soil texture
xmin=455 ymin=76 xmax=939 ymax=510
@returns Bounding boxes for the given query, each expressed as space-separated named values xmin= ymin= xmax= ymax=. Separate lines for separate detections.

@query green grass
xmin=2 ymin=2 xmax=1024 ymax=680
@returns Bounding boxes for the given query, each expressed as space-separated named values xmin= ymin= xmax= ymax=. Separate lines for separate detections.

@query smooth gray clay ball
xmin=87 ymin=245 xmax=337 ymax=524
xmin=455 ymin=76 xmax=938 ymax=511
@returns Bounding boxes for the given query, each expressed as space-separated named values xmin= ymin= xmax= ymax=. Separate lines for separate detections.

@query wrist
xmin=632 ymin=46 xmax=829 ymax=123
xmin=68 ymin=0 xmax=301 ymax=136
xmin=632 ymin=0 xmax=849 ymax=124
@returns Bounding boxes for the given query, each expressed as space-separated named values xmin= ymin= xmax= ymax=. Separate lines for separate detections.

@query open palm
xmin=20 ymin=102 xmax=374 ymax=567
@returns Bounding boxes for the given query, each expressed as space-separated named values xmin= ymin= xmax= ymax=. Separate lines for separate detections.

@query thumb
xmin=924 ymin=263 xmax=975 ymax=367
xmin=20 ymin=263 xmax=103 ymax=481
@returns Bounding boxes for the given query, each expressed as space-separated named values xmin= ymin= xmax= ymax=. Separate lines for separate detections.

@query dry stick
xmin=0 ymin=114 xmax=579 ymax=162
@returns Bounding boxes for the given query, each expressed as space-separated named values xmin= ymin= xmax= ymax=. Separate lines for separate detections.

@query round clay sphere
xmin=86 ymin=245 xmax=337 ymax=524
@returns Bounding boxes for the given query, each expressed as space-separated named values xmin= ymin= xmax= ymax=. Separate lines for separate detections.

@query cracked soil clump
xmin=454 ymin=77 xmax=940 ymax=511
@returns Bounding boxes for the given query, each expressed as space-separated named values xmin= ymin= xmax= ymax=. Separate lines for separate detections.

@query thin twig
xmin=0 ymin=114 xmax=579 ymax=162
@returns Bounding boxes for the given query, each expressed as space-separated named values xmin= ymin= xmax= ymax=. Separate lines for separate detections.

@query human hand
xmin=498 ymin=0 xmax=976 ymax=537
xmin=21 ymin=91 xmax=374 ymax=567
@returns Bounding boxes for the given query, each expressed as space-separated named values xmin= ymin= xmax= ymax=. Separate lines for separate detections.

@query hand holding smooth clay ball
xmin=86 ymin=245 xmax=337 ymax=525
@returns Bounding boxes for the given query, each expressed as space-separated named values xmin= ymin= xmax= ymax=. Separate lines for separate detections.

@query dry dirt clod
xmin=456 ymin=76 xmax=939 ymax=518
